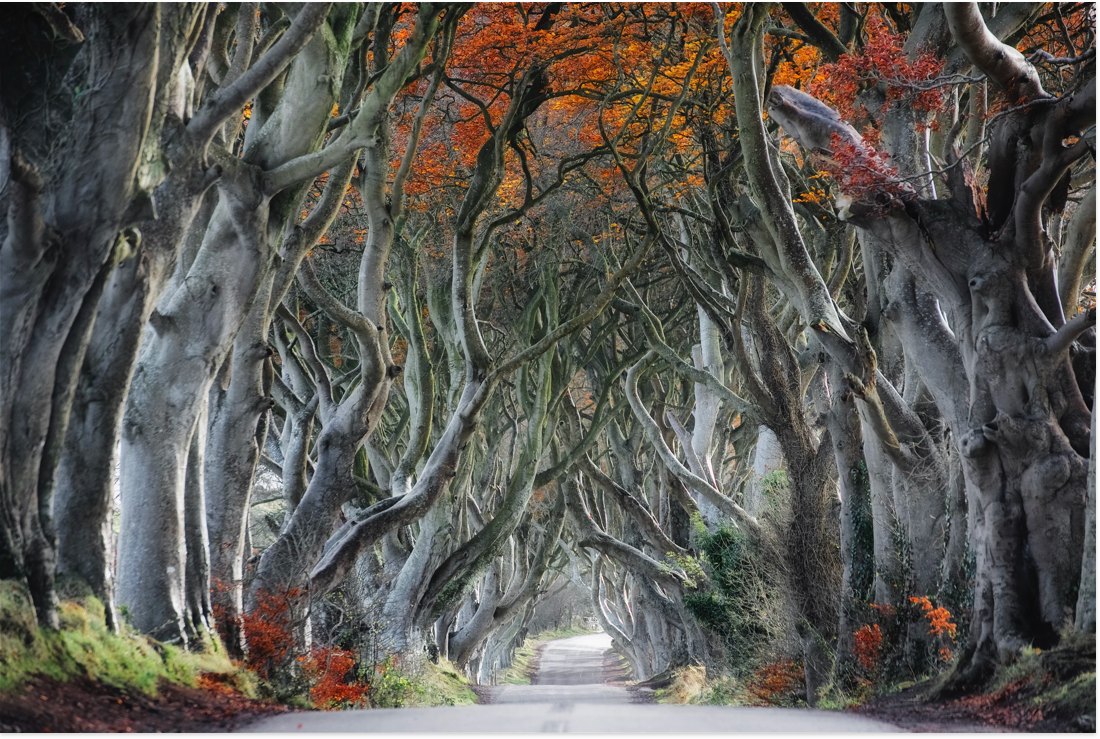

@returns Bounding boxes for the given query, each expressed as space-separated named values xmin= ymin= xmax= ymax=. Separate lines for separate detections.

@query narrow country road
xmin=243 ymin=633 xmax=898 ymax=733
xmin=491 ymin=633 xmax=634 ymax=705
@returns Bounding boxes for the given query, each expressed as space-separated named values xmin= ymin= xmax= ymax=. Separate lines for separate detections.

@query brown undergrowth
xmin=0 ymin=674 xmax=287 ymax=733
xmin=854 ymin=634 xmax=1096 ymax=732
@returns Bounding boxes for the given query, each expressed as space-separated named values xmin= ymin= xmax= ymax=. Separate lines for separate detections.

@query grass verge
xmin=0 ymin=579 xmax=255 ymax=698
xmin=398 ymin=657 xmax=479 ymax=707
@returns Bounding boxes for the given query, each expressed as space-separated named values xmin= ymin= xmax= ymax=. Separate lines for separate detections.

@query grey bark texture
xmin=1 ymin=4 xmax=165 ymax=628
xmin=1075 ymin=396 xmax=1096 ymax=634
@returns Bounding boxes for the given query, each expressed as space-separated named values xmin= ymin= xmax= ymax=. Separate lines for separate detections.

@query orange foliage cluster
xmin=745 ymin=660 xmax=805 ymax=705
xmin=771 ymin=41 xmax=824 ymax=91
xmin=397 ymin=3 xmax=717 ymax=223
xmin=811 ymin=14 xmax=945 ymax=127
xmin=242 ymin=588 xmax=299 ymax=680
xmin=1013 ymin=3 xmax=1093 ymax=61
xmin=910 ymin=596 xmax=957 ymax=640
xmin=853 ymin=623 xmax=882 ymax=672
xmin=232 ymin=588 xmax=371 ymax=709
xmin=792 ymin=185 xmax=828 ymax=205
xmin=819 ymin=134 xmax=913 ymax=203
xmin=299 ymin=647 xmax=370 ymax=710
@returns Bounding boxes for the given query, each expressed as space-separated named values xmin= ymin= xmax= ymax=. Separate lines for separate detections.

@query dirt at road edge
xmin=0 ymin=674 xmax=289 ymax=733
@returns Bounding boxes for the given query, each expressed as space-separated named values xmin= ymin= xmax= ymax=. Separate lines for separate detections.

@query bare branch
xmin=296 ymin=258 xmax=377 ymax=341
xmin=780 ymin=2 xmax=848 ymax=61
xmin=1059 ymin=183 xmax=1096 ymax=318
xmin=623 ymin=280 xmax=754 ymax=415
xmin=188 ymin=4 xmax=332 ymax=147
xmin=566 ymin=478 xmax=687 ymax=589
xmin=220 ymin=2 xmax=258 ymax=92
xmin=391 ymin=28 xmax=452 ymax=221
xmin=944 ymin=2 xmax=1047 ymax=103
xmin=625 ymin=351 xmax=761 ymax=536
xmin=261 ymin=4 xmax=445 ymax=194
xmin=578 ymin=455 xmax=687 ymax=558
xmin=488 ymin=234 xmax=658 ymax=382
xmin=271 ymin=155 xmax=359 ymax=309
xmin=275 ymin=304 xmax=334 ymax=417
xmin=1047 ymin=307 xmax=1096 ymax=356
xmin=33 ymin=2 xmax=84 ymax=43
xmin=717 ymin=3 xmax=852 ymax=343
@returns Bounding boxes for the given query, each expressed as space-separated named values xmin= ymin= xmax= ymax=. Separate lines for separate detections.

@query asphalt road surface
xmin=491 ymin=633 xmax=634 ymax=705
xmin=244 ymin=632 xmax=898 ymax=733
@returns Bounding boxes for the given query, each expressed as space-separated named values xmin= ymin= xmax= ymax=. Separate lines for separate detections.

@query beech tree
xmin=1 ymin=0 xmax=1094 ymax=704
xmin=725 ymin=2 xmax=1094 ymax=684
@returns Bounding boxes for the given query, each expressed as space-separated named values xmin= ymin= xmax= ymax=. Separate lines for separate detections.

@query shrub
xmin=233 ymin=587 xmax=378 ymax=709
xmin=682 ymin=526 xmax=777 ymax=671
xmin=907 ymin=595 xmax=958 ymax=666
xmin=744 ymin=660 xmax=805 ymax=707
xmin=910 ymin=596 xmax=957 ymax=640
xmin=853 ymin=624 xmax=882 ymax=673
xmin=242 ymin=588 xmax=299 ymax=681
xmin=299 ymin=647 xmax=369 ymax=709
xmin=368 ymin=655 xmax=413 ymax=708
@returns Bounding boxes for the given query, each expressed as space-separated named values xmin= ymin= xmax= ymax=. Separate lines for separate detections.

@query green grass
xmin=497 ymin=625 xmax=595 ymax=685
xmin=0 ymin=579 xmax=254 ymax=698
xmin=497 ymin=642 xmax=540 ymax=685
xmin=401 ymin=658 xmax=479 ymax=707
